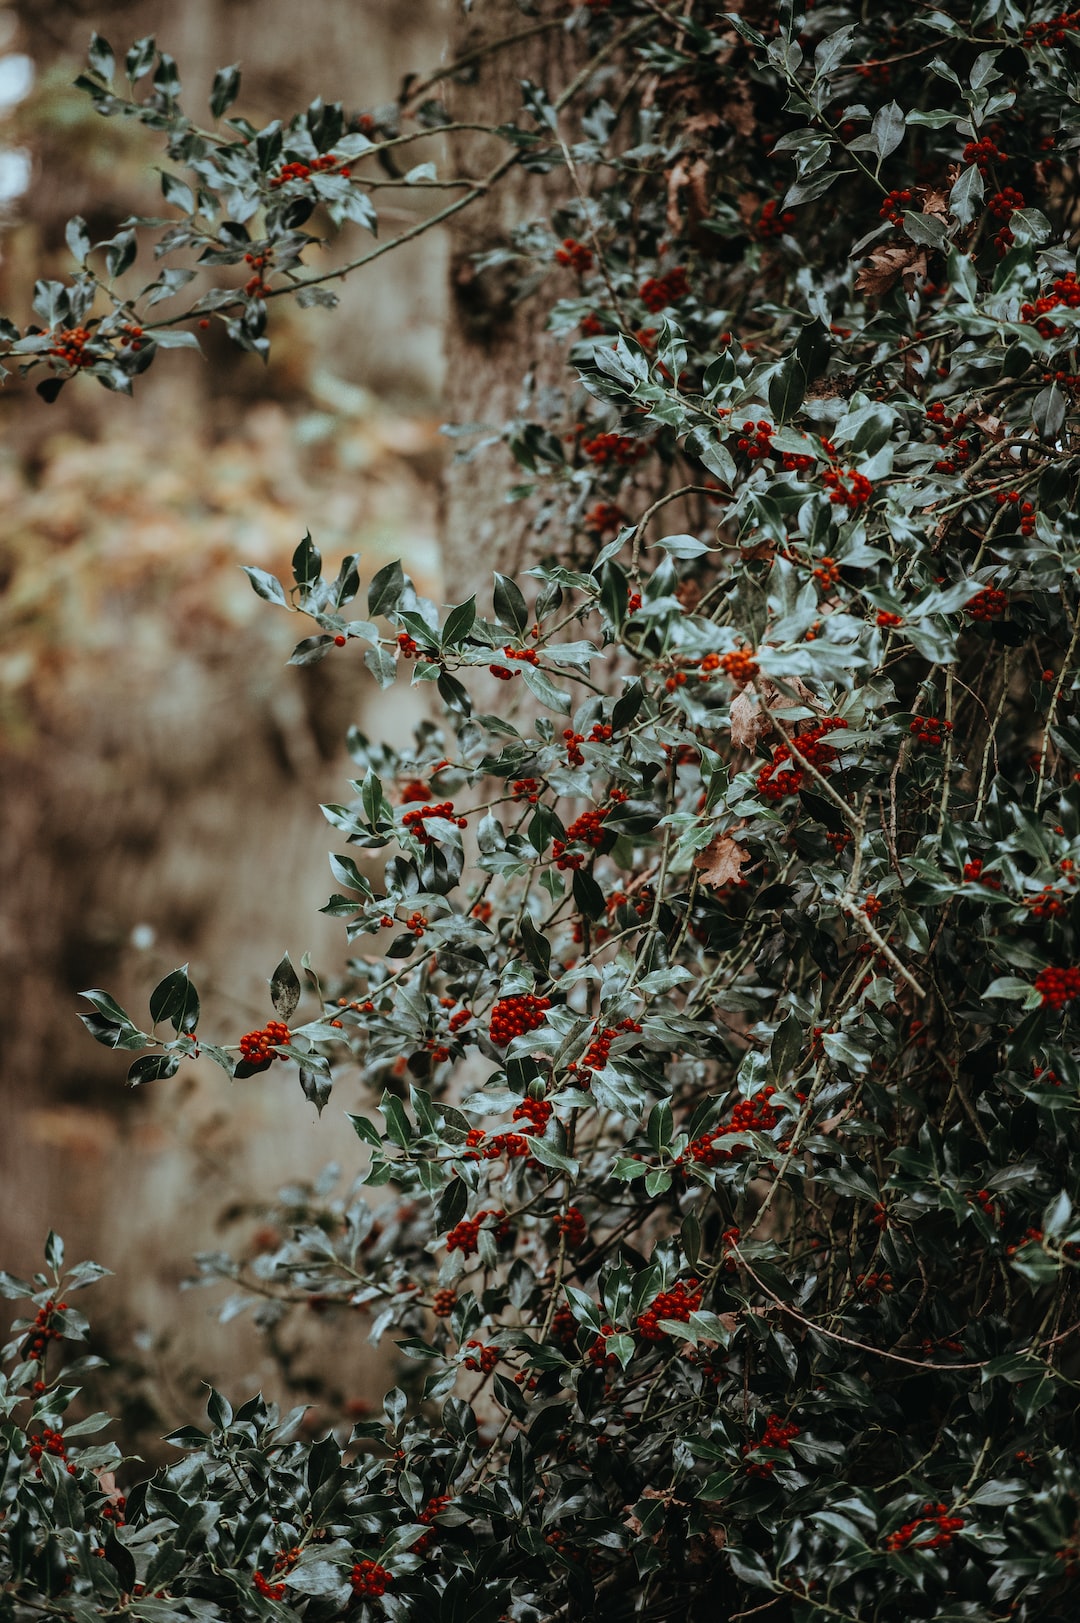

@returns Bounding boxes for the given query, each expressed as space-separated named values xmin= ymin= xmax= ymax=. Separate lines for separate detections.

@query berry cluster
xmin=253 ymin=1572 xmax=286 ymax=1600
xmin=880 ymin=187 xmax=913 ymax=227
xmin=239 ymin=1020 xmax=290 ymax=1064
xmin=636 ymin=1279 xmax=702 ymax=1341
xmin=99 ymin=1492 xmax=126 ymax=1526
xmin=736 ymin=419 xmax=774 ymax=460
xmin=240 ymin=252 xmax=273 ymax=297
xmin=414 ymin=1494 xmax=451 ymax=1554
xmin=563 ymin=729 xmax=585 ymax=766
xmin=884 ymin=1503 xmax=964 ymax=1552
xmin=926 ymin=402 xmax=972 ymax=473
xmin=501 ymin=644 xmax=540 ymax=666
xmin=269 ymin=152 xmax=350 ymax=188
xmin=742 ymin=1413 xmax=800 ymax=1476
xmin=638 ymin=266 xmax=690 ymax=311
xmin=962 ymin=136 xmax=1008 ymax=175
xmin=397 ymin=631 xmax=420 ymax=658
xmin=553 ymin=796 xmax=623 ymax=869
xmin=877 ymin=610 xmax=903 ymax=628
xmin=968 ymin=586 xmax=1008 ymax=620
xmin=513 ymin=1096 xmax=553 ymax=1133
xmin=489 ymin=994 xmax=551 ymax=1046
xmin=463 ymin=1123 xmax=530 ymax=1163
xmin=26 ymin=1426 xmax=75 ymax=1476
xmin=578 ymin=1016 xmax=642 ymax=1071
xmin=755 ymin=717 xmax=848 ymax=802
xmin=683 ymin=1087 xmax=780 ymax=1167
xmin=1035 ymin=965 xmax=1080 ymax=1008
xmin=718 ymin=648 xmax=759 ymax=685
xmin=994 ymin=489 xmax=1037 ymax=534
xmin=463 ymin=1340 xmax=499 ymax=1373
xmin=562 ymin=805 xmax=608 ymax=848
xmin=48 ymin=326 xmax=92 ymax=368
xmin=554 ymin=1207 xmax=587 ymax=1247
xmin=854 ymin=1270 xmax=894 ymax=1301
xmin=555 ymin=238 xmax=593 ymax=272
xmin=432 ymin=1287 xmax=456 ymax=1317
xmin=580 ymin=431 xmax=649 ymax=466
xmin=1024 ymin=9 xmax=1080 ymax=47
xmin=402 ymin=801 xmax=468 ymax=844
xmin=608 ymin=884 xmax=654 ymax=918
xmin=117 ymin=322 xmax=144 ymax=351
xmin=1020 ymin=271 xmax=1080 ymax=339
xmin=909 ymin=715 xmax=952 ymax=747
xmin=962 ymin=857 xmax=1001 ymax=890
xmin=987 ymin=186 xmax=1026 ymax=252
xmin=756 ymin=199 xmax=795 ymax=239
xmin=1006 ymin=1226 xmax=1046 ymax=1257
xmin=970 ymin=1187 xmax=1003 ymax=1225
xmin=579 ymin=311 xmax=605 ymax=337
xmin=822 ymin=467 xmax=873 ymax=510
xmin=587 ymin=1324 xmax=619 ymax=1368
xmin=21 ymin=1299 xmax=66 ymax=1363
xmin=550 ymin=1305 xmax=578 ymax=1347
xmin=1027 ymin=885 xmax=1068 ymax=919
xmin=351 ymin=1560 xmax=392 ymax=1599
xmin=584 ymin=501 xmax=626 ymax=535
xmin=813 ymin=556 xmax=840 ymax=587
xmin=512 ymin=777 xmax=541 ymax=802
xmin=445 ymin=1209 xmax=505 ymax=1256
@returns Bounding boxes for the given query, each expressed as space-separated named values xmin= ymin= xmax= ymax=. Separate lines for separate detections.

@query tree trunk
xmin=439 ymin=2 xmax=586 ymax=599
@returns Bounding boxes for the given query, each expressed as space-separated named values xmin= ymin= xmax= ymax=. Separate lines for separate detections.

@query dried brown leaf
xmin=740 ymin=536 xmax=776 ymax=561
xmin=665 ymin=152 xmax=711 ymax=235
xmin=971 ymin=411 xmax=1005 ymax=441
xmin=729 ymin=673 xmax=812 ymax=748
xmin=693 ymin=832 xmax=751 ymax=890
xmin=729 ymin=686 xmax=766 ymax=749
xmin=855 ymin=243 xmax=926 ymax=299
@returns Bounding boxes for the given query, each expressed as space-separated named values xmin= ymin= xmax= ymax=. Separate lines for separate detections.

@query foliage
xmin=4 ymin=2 xmax=1080 ymax=1619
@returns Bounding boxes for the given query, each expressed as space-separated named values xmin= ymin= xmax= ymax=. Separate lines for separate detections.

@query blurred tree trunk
xmin=440 ymin=1 xmax=586 ymax=599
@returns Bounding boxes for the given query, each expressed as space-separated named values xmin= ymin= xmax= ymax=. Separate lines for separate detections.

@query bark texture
xmin=440 ymin=1 xmax=586 ymax=599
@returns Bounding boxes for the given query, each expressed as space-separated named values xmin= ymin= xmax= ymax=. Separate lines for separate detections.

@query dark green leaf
xmin=149 ymin=967 xmax=200 ymax=1034
xmin=493 ymin=573 xmax=528 ymax=635
xmin=209 ymin=63 xmax=241 ymax=118
xmin=241 ymin=565 xmax=289 ymax=606
xmin=270 ymin=952 xmax=301 ymax=1020
xmin=367 ymin=559 xmax=405 ymax=618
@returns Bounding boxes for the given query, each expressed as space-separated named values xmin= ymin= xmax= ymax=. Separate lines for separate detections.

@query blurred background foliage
xmin=0 ymin=0 xmax=451 ymax=1453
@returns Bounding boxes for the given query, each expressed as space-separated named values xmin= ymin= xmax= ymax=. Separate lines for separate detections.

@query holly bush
xmin=4 ymin=2 xmax=1080 ymax=1619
